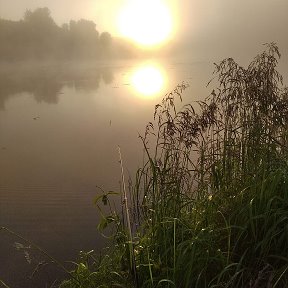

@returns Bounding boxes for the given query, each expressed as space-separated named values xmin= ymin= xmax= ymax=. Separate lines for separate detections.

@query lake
xmin=0 ymin=58 xmax=212 ymax=287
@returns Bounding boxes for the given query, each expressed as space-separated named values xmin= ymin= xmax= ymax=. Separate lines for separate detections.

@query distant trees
xmin=23 ymin=7 xmax=60 ymax=59
xmin=0 ymin=19 xmax=21 ymax=60
xmin=24 ymin=7 xmax=56 ymax=26
xmin=0 ymin=7 xmax=120 ymax=61
xmin=66 ymin=19 xmax=100 ymax=58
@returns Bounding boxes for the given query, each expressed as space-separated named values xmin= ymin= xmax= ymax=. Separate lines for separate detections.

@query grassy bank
xmin=60 ymin=43 xmax=288 ymax=288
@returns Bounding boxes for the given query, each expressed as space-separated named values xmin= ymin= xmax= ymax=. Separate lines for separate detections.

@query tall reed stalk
xmin=118 ymin=146 xmax=139 ymax=287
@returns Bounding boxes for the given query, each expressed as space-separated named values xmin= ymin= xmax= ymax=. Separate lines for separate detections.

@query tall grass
xmin=60 ymin=43 xmax=288 ymax=288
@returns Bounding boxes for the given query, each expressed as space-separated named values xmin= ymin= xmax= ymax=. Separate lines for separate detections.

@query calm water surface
xmin=0 ymin=58 xmax=212 ymax=287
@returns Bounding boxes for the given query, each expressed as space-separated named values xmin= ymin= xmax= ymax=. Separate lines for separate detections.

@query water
xmin=0 ymin=58 xmax=212 ymax=287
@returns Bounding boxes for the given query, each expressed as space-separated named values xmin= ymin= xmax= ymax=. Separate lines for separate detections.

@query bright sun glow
xmin=131 ymin=65 xmax=165 ymax=97
xmin=118 ymin=0 xmax=173 ymax=47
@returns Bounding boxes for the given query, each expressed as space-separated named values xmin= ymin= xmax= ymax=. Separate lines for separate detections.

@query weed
xmin=61 ymin=43 xmax=288 ymax=288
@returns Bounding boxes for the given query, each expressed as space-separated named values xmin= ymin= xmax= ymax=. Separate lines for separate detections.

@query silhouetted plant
xmin=61 ymin=43 xmax=288 ymax=288
xmin=131 ymin=43 xmax=288 ymax=287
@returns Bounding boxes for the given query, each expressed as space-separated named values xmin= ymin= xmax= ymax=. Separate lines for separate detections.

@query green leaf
xmin=93 ymin=191 xmax=120 ymax=205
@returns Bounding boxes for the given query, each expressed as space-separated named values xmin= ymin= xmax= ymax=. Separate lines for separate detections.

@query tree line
xmin=0 ymin=7 xmax=135 ymax=61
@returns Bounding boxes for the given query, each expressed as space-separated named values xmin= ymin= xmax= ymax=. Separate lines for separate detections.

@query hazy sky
xmin=1 ymin=0 xmax=288 ymax=62
xmin=0 ymin=0 xmax=125 ymax=33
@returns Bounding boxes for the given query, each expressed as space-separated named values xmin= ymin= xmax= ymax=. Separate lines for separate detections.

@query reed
xmin=61 ymin=43 xmax=288 ymax=288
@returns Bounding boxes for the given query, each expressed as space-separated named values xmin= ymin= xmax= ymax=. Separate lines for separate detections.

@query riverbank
xmin=59 ymin=43 xmax=288 ymax=288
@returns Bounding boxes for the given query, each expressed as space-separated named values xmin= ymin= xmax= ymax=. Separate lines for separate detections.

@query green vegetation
xmin=59 ymin=43 xmax=288 ymax=287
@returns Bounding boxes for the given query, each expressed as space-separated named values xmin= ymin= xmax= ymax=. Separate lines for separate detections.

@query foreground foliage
xmin=61 ymin=43 xmax=288 ymax=288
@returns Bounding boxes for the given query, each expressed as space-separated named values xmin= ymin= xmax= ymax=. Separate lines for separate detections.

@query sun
xmin=117 ymin=0 xmax=173 ymax=47
xmin=131 ymin=64 xmax=165 ymax=97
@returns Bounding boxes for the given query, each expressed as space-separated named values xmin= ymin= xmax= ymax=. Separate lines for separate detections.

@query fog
xmin=1 ymin=0 xmax=288 ymax=64
xmin=0 ymin=7 xmax=141 ymax=62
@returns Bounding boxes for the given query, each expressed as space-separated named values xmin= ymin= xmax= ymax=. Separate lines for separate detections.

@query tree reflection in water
xmin=0 ymin=63 xmax=114 ymax=109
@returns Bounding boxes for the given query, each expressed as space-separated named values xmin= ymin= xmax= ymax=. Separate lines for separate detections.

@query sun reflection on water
xmin=131 ymin=64 xmax=165 ymax=97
